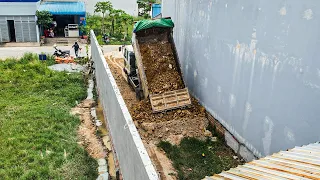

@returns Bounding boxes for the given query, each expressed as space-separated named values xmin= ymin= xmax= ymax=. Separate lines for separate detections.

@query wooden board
xmin=149 ymin=88 xmax=192 ymax=113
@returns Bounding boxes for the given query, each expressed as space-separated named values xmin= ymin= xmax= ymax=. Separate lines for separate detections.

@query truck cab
xmin=119 ymin=45 xmax=143 ymax=100
xmin=121 ymin=45 xmax=136 ymax=76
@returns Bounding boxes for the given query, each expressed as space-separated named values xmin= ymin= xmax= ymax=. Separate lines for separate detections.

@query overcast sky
xmin=83 ymin=0 xmax=138 ymax=16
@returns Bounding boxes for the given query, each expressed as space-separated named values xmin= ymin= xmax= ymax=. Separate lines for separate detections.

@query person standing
xmin=72 ymin=42 xmax=80 ymax=57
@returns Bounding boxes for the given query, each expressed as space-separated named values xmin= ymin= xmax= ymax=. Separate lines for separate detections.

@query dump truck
xmin=120 ymin=18 xmax=192 ymax=113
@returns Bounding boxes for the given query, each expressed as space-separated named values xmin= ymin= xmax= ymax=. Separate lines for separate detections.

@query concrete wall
xmin=91 ymin=30 xmax=158 ymax=180
xmin=162 ymin=0 xmax=320 ymax=158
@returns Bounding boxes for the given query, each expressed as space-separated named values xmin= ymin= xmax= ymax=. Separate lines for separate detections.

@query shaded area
xmin=158 ymin=137 xmax=241 ymax=180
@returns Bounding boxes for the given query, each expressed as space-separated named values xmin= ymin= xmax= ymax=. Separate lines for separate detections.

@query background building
xmin=0 ymin=0 xmax=40 ymax=43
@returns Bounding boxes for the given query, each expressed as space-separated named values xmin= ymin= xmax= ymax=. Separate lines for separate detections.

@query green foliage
xmin=87 ymin=1 xmax=136 ymax=45
xmin=158 ymin=138 xmax=240 ymax=180
xmin=0 ymin=54 xmax=98 ymax=179
xmin=36 ymin=10 xmax=53 ymax=29
xmin=94 ymin=1 xmax=113 ymax=34
xmin=36 ymin=10 xmax=53 ymax=36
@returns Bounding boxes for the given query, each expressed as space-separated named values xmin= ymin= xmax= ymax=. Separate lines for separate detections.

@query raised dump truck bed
xmin=132 ymin=20 xmax=192 ymax=113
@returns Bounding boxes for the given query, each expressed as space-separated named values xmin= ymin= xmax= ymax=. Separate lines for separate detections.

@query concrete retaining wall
xmin=162 ymin=0 xmax=320 ymax=159
xmin=91 ymin=30 xmax=158 ymax=180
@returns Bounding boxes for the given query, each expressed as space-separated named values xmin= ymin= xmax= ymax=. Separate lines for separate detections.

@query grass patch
xmin=158 ymin=137 xmax=240 ymax=180
xmin=0 ymin=53 xmax=98 ymax=179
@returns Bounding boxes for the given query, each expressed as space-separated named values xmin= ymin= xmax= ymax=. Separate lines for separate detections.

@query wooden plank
xmin=149 ymin=88 xmax=192 ymax=113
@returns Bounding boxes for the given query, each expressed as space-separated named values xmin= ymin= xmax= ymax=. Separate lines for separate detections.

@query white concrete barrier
xmin=90 ymin=30 xmax=158 ymax=180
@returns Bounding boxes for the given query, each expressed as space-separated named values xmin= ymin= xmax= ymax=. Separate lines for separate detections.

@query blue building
xmin=151 ymin=4 xmax=161 ymax=19
xmin=38 ymin=1 xmax=86 ymax=37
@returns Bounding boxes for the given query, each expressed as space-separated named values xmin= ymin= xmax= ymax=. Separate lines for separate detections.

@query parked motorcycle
xmin=53 ymin=44 xmax=70 ymax=58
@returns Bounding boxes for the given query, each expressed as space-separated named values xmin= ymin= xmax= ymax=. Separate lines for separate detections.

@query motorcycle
xmin=53 ymin=44 xmax=70 ymax=58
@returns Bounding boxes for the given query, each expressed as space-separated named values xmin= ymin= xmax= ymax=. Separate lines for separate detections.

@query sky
xmin=83 ymin=0 xmax=138 ymax=16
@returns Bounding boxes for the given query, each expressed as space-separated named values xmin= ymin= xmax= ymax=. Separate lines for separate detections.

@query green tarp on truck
xmin=133 ymin=18 xmax=174 ymax=33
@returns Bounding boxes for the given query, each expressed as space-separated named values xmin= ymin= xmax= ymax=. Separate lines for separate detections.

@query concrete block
xmin=225 ymin=131 xmax=239 ymax=153
xmin=97 ymin=158 xmax=107 ymax=166
xmin=98 ymin=165 xmax=108 ymax=174
xmin=97 ymin=173 xmax=109 ymax=180
xmin=239 ymin=145 xmax=256 ymax=162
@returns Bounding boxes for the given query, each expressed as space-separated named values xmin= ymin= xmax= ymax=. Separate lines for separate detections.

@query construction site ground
xmin=104 ymin=51 xmax=241 ymax=179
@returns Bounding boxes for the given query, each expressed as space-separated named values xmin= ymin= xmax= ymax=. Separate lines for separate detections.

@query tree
xmin=35 ymin=10 xmax=52 ymax=36
xmin=120 ymin=13 xmax=134 ymax=40
xmin=109 ymin=9 xmax=125 ymax=36
xmin=94 ymin=1 xmax=113 ymax=34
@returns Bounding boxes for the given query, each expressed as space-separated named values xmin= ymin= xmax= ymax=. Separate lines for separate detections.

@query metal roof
xmin=38 ymin=2 xmax=85 ymax=15
xmin=203 ymin=143 xmax=320 ymax=180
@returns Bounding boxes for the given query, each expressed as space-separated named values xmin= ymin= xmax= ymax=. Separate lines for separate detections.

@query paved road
xmin=0 ymin=45 xmax=120 ymax=60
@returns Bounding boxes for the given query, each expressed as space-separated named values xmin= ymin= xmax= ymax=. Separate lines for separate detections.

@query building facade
xmin=0 ymin=0 xmax=40 ymax=43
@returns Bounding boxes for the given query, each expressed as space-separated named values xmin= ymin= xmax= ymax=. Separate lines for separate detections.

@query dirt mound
xmin=138 ymin=117 xmax=209 ymax=143
xmin=139 ymin=37 xmax=184 ymax=94
xmin=131 ymin=97 xmax=206 ymax=123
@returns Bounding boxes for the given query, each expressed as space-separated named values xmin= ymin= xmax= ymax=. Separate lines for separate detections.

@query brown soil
xmin=139 ymin=33 xmax=185 ymax=94
xmin=71 ymin=99 xmax=106 ymax=159
xmin=105 ymin=54 xmax=210 ymax=144
xmin=131 ymin=98 xmax=206 ymax=124
xmin=105 ymin=52 xmax=210 ymax=178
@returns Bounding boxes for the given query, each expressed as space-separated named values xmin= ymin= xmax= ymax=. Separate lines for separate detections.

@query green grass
xmin=0 ymin=53 xmax=98 ymax=179
xmin=158 ymin=137 xmax=240 ymax=180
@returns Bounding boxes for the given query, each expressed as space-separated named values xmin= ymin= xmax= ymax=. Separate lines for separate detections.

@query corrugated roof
xmin=203 ymin=143 xmax=320 ymax=180
xmin=38 ymin=2 xmax=85 ymax=15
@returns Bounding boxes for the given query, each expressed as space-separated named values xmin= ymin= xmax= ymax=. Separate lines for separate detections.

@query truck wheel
xmin=135 ymin=89 xmax=143 ymax=100
xmin=126 ymin=74 xmax=130 ymax=85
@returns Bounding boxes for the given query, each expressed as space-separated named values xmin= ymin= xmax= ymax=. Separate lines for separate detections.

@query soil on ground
xmin=71 ymin=99 xmax=107 ymax=159
xmin=105 ymin=54 xmax=208 ymax=142
xmin=138 ymin=32 xmax=185 ymax=94
xmin=104 ymin=52 xmax=241 ymax=179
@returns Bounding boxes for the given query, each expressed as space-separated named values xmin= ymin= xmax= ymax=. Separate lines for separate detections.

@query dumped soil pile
xmin=105 ymin=55 xmax=208 ymax=141
xmin=131 ymin=97 xmax=206 ymax=123
xmin=71 ymin=99 xmax=106 ymax=159
xmin=139 ymin=34 xmax=184 ymax=94
xmin=138 ymin=116 xmax=209 ymax=143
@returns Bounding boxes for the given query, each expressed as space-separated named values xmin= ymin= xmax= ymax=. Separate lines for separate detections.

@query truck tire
xmin=135 ymin=89 xmax=143 ymax=101
xmin=126 ymin=74 xmax=131 ymax=85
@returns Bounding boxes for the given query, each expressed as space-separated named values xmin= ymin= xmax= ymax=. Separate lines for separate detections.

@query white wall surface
xmin=0 ymin=2 xmax=38 ymax=16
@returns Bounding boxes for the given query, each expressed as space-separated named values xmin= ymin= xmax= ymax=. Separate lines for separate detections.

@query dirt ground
xmin=71 ymin=99 xmax=107 ymax=159
xmin=139 ymin=40 xmax=185 ymax=94
xmin=105 ymin=53 xmax=213 ymax=179
xmin=105 ymin=53 xmax=210 ymax=142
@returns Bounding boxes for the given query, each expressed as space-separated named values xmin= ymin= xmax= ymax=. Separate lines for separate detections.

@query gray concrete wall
xmin=162 ymin=0 xmax=320 ymax=158
xmin=91 ymin=31 xmax=159 ymax=180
